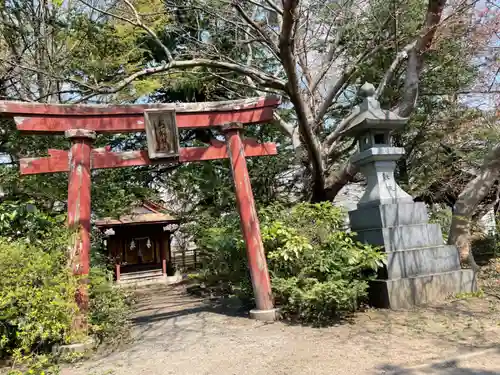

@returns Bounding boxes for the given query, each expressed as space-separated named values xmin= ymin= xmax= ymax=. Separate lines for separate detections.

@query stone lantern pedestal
xmin=344 ymin=83 xmax=476 ymax=309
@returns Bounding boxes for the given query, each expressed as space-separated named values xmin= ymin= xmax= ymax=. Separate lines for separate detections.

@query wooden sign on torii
xmin=0 ymin=97 xmax=279 ymax=322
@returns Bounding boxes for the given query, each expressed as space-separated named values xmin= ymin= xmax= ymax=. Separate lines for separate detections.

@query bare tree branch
xmin=245 ymin=0 xmax=280 ymax=17
xmin=88 ymin=59 xmax=286 ymax=98
xmin=0 ymin=57 xmax=96 ymax=92
xmin=280 ymin=0 xmax=325 ymax=185
xmin=448 ymin=143 xmax=500 ymax=269
xmin=78 ymin=0 xmax=135 ymax=25
xmin=394 ymin=0 xmax=479 ymax=117
xmin=323 ymin=110 xmax=358 ymax=151
xmin=122 ymin=0 xmax=173 ymax=62
xmin=232 ymin=2 xmax=280 ymax=56
xmin=274 ymin=112 xmax=301 ymax=150
xmin=375 ymin=40 xmax=417 ymax=99
xmin=315 ymin=44 xmax=383 ymax=125
xmin=264 ymin=0 xmax=283 ymax=15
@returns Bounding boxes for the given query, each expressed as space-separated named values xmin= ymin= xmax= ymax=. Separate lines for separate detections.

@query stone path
xmin=65 ymin=285 xmax=500 ymax=375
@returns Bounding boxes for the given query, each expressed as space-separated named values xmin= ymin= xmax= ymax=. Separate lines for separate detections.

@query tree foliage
xmin=2 ymin=0 xmax=497 ymax=216
xmin=0 ymin=232 xmax=76 ymax=360
xmin=51 ymin=0 xmax=496 ymax=204
xmin=193 ymin=202 xmax=384 ymax=323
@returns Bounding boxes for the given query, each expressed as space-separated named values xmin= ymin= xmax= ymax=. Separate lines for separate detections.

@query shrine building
xmin=95 ymin=201 xmax=181 ymax=284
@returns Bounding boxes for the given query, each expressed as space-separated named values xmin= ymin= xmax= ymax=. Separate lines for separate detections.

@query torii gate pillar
xmin=223 ymin=124 xmax=275 ymax=320
xmin=66 ymin=129 xmax=95 ymax=313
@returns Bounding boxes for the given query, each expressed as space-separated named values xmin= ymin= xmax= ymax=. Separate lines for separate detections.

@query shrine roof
xmin=95 ymin=202 xmax=178 ymax=227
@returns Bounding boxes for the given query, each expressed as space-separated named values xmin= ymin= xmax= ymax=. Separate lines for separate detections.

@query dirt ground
xmin=64 ymin=284 xmax=500 ymax=375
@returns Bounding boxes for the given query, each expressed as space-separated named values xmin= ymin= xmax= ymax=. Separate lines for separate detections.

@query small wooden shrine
xmin=95 ymin=202 xmax=180 ymax=283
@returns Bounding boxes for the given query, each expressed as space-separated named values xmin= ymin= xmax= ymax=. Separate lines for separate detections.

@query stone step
xmin=119 ymin=269 xmax=163 ymax=282
xmin=369 ymin=269 xmax=477 ymax=309
xmin=355 ymin=223 xmax=444 ymax=251
xmin=118 ymin=276 xmax=167 ymax=287
xmin=349 ymin=202 xmax=428 ymax=231
xmin=382 ymin=245 xmax=461 ymax=279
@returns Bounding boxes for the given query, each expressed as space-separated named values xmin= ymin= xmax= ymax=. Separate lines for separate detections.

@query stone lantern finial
xmin=359 ymin=82 xmax=376 ymax=97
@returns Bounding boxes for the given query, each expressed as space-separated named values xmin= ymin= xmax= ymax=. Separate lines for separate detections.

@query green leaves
xmin=261 ymin=203 xmax=385 ymax=323
xmin=193 ymin=201 xmax=385 ymax=323
xmin=87 ymin=268 xmax=134 ymax=346
xmin=263 ymin=221 xmax=312 ymax=262
xmin=0 ymin=237 xmax=77 ymax=359
xmin=0 ymin=200 xmax=66 ymax=244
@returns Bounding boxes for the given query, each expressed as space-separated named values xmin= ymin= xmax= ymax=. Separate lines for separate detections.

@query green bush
xmin=428 ymin=205 xmax=452 ymax=242
xmin=194 ymin=202 xmax=385 ymax=322
xmin=87 ymin=268 xmax=134 ymax=347
xmin=87 ymin=228 xmax=134 ymax=347
xmin=0 ymin=200 xmax=66 ymax=245
xmin=0 ymin=237 xmax=77 ymax=360
xmin=262 ymin=203 xmax=384 ymax=322
xmin=192 ymin=213 xmax=250 ymax=299
xmin=0 ymin=202 xmax=134 ymax=374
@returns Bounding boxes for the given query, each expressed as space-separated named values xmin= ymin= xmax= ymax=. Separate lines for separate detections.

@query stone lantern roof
xmin=341 ymin=82 xmax=408 ymax=139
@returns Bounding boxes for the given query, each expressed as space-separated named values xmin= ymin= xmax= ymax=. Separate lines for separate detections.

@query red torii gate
xmin=0 ymin=97 xmax=279 ymax=322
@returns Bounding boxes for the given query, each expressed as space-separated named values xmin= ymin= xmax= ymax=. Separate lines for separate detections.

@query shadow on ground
xmin=131 ymin=299 xmax=248 ymax=325
xmin=379 ymin=364 xmax=499 ymax=375
xmin=378 ymin=347 xmax=500 ymax=375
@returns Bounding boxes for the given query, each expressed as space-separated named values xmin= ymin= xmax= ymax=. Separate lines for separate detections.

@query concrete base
xmin=348 ymin=144 xmax=478 ymax=310
xmin=355 ymin=223 xmax=444 ymax=251
xmin=369 ymin=269 xmax=477 ymax=309
xmin=249 ymin=308 xmax=280 ymax=322
xmin=349 ymin=202 xmax=428 ymax=231
xmin=382 ymin=245 xmax=460 ymax=279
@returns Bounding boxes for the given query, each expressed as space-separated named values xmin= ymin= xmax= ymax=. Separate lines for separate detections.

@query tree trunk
xmin=323 ymin=162 xmax=359 ymax=202
xmin=448 ymin=143 xmax=500 ymax=269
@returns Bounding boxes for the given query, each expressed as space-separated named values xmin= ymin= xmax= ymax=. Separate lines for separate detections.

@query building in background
xmin=96 ymin=202 xmax=186 ymax=285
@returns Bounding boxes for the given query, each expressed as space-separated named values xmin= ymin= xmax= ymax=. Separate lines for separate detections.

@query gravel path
xmin=65 ymin=285 xmax=500 ymax=375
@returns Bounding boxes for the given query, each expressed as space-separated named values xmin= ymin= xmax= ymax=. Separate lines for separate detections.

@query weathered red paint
xmin=15 ymin=110 xmax=275 ymax=133
xmin=66 ymin=130 xmax=94 ymax=312
xmin=19 ymin=142 xmax=278 ymax=175
xmin=115 ymin=263 xmax=121 ymax=282
xmin=1 ymin=96 xmax=279 ymax=115
xmin=160 ymin=239 xmax=167 ymax=276
xmin=162 ymin=259 xmax=167 ymax=276
xmin=7 ymin=97 xmax=280 ymax=134
xmin=223 ymin=125 xmax=274 ymax=311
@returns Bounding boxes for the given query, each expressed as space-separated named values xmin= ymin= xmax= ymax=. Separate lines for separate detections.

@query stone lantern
xmin=343 ymin=82 xmax=476 ymax=309
xmin=341 ymin=82 xmax=412 ymax=208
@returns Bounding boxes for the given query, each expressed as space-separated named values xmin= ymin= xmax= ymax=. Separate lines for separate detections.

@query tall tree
xmin=0 ymin=0 xmax=156 ymax=217
xmin=57 ymin=0 xmax=496 ymax=202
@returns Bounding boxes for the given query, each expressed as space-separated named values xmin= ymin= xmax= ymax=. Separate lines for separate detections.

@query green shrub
xmin=5 ymin=353 xmax=60 ymax=375
xmin=0 ymin=200 xmax=66 ymax=245
xmin=87 ymin=227 xmax=134 ymax=347
xmin=193 ymin=202 xmax=385 ymax=322
xmin=0 ymin=237 xmax=77 ymax=360
xmin=262 ymin=203 xmax=384 ymax=322
xmin=0 ymin=205 xmax=134 ymax=374
xmin=193 ymin=213 xmax=250 ymax=299
xmin=87 ymin=268 xmax=134 ymax=347
xmin=428 ymin=205 xmax=452 ymax=242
